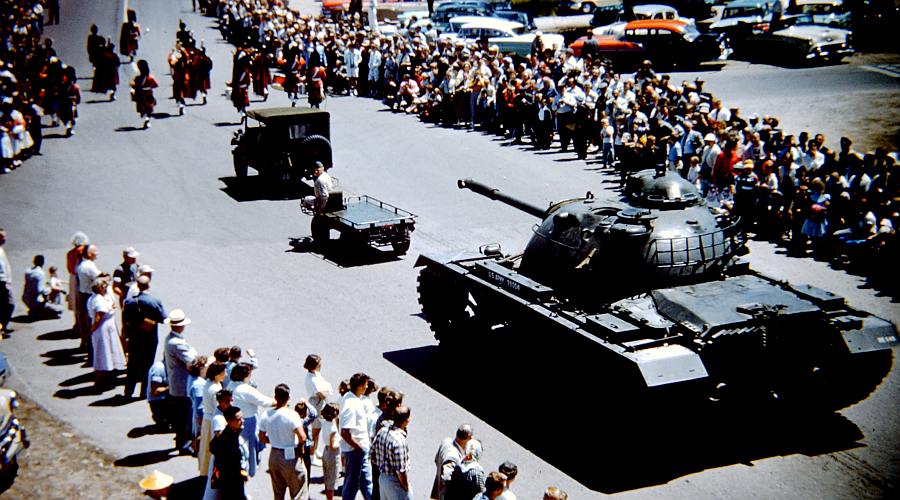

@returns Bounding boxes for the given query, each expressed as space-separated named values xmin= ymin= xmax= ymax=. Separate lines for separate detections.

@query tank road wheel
xmin=417 ymin=266 xmax=494 ymax=352
xmin=301 ymin=134 xmax=332 ymax=177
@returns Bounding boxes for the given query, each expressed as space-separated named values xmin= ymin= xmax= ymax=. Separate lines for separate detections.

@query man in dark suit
xmin=123 ymin=274 xmax=166 ymax=399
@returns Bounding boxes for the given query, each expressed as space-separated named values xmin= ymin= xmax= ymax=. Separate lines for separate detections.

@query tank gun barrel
xmin=458 ymin=179 xmax=547 ymax=218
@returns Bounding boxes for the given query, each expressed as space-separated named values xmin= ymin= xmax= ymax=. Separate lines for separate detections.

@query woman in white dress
xmin=88 ymin=276 xmax=126 ymax=387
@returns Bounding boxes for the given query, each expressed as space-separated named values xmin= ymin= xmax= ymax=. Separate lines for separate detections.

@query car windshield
xmin=791 ymin=14 xmax=820 ymax=26
xmin=723 ymin=6 xmax=764 ymax=19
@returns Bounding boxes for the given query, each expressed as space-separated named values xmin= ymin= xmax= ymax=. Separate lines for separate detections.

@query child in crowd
xmin=47 ymin=265 xmax=65 ymax=305
xmin=293 ymin=400 xmax=318 ymax=479
xmin=224 ymin=345 xmax=257 ymax=381
xmin=320 ymin=402 xmax=341 ymax=500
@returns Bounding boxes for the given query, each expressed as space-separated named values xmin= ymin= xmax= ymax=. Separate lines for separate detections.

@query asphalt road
xmin=1 ymin=1 xmax=898 ymax=499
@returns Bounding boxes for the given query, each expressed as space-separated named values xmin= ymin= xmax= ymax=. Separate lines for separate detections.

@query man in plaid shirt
xmin=372 ymin=405 xmax=412 ymax=499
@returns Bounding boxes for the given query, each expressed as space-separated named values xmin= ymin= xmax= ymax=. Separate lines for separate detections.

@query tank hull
xmin=416 ymin=253 xmax=897 ymax=408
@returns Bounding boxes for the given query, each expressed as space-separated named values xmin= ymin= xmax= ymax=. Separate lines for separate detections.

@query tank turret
xmin=459 ymin=172 xmax=745 ymax=300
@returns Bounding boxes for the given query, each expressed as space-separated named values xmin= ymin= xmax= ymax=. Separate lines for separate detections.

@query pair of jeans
xmin=378 ymin=473 xmax=412 ymax=500
xmin=341 ymin=447 xmax=373 ymax=500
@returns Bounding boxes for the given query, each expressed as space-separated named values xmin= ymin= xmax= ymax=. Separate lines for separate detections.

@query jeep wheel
xmin=301 ymin=134 xmax=332 ymax=177
xmin=392 ymin=239 xmax=411 ymax=255
xmin=233 ymin=155 xmax=248 ymax=178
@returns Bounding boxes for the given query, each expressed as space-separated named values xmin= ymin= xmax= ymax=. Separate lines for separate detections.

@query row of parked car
xmin=576 ymin=0 xmax=853 ymax=67
xmin=331 ymin=0 xmax=854 ymax=67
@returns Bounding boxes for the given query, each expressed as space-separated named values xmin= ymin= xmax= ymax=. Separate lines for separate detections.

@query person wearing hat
xmin=123 ymin=274 xmax=167 ymax=399
xmin=113 ymin=246 xmax=140 ymax=304
xmin=140 ymin=469 xmax=174 ymax=499
xmin=733 ymin=159 xmax=760 ymax=225
xmin=310 ymin=161 xmax=334 ymax=248
xmin=699 ymin=132 xmax=720 ymax=196
xmin=164 ymin=308 xmax=198 ymax=454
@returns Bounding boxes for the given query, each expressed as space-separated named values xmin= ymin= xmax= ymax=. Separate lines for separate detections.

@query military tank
xmin=416 ymin=171 xmax=897 ymax=407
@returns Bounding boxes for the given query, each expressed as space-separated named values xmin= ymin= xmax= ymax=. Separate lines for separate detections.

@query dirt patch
xmin=1 ymin=393 xmax=144 ymax=500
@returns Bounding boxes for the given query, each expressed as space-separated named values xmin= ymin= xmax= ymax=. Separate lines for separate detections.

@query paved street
xmin=0 ymin=0 xmax=898 ymax=499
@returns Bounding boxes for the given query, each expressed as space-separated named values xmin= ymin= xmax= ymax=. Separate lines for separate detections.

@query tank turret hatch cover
xmin=628 ymin=170 xmax=702 ymax=207
xmin=651 ymin=275 xmax=821 ymax=332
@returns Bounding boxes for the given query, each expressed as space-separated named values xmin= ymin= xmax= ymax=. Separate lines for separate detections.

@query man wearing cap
xmin=310 ymin=161 xmax=334 ymax=248
xmin=733 ymin=160 xmax=760 ymax=225
xmin=164 ymin=308 xmax=197 ymax=453
xmin=259 ymin=384 xmax=308 ymax=500
xmin=123 ymin=274 xmax=167 ymax=399
xmin=112 ymin=246 xmax=140 ymax=305
xmin=76 ymin=244 xmax=101 ymax=353
xmin=700 ymin=133 xmax=720 ymax=196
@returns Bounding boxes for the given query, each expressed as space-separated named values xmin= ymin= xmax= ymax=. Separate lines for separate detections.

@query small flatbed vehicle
xmin=302 ymin=194 xmax=417 ymax=254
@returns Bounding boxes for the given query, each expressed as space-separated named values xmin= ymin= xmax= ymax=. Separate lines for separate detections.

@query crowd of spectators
xmin=0 ymin=0 xmax=80 ymax=174
xmin=209 ymin=0 xmax=897 ymax=280
xmin=4 ymin=226 xmax=567 ymax=499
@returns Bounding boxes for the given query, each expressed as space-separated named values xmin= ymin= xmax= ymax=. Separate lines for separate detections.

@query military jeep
xmin=231 ymin=107 xmax=333 ymax=183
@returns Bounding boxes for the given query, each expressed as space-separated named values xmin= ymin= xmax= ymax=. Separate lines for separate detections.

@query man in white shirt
xmin=340 ymin=372 xmax=373 ymax=500
xmin=303 ymin=354 xmax=332 ymax=460
xmin=75 ymin=244 xmax=101 ymax=350
xmin=310 ymin=161 xmax=334 ymax=248
xmin=260 ymin=384 xmax=308 ymax=500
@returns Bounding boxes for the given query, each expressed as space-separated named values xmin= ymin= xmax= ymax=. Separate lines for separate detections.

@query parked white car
xmin=592 ymin=4 xmax=693 ymax=37
xmin=746 ymin=13 xmax=853 ymax=62
xmin=444 ymin=18 xmax=564 ymax=57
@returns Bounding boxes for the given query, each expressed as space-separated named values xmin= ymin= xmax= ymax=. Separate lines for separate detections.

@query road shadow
xmin=219 ymin=176 xmax=308 ymax=202
xmin=90 ymin=394 xmax=137 ymax=407
xmin=85 ymin=98 xmax=114 ymax=104
xmin=128 ymin=423 xmax=172 ymax=439
xmin=384 ymin=342 xmax=867 ymax=493
xmin=58 ymin=372 xmax=94 ymax=387
xmin=286 ymin=236 xmax=405 ymax=268
xmin=37 ymin=328 xmax=80 ymax=341
xmin=114 ymin=448 xmax=178 ymax=467
xmin=168 ymin=476 xmax=207 ymax=500
xmin=53 ymin=385 xmax=101 ymax=399
xmin=42 ymin=132 xmax=69 ymax=139
xmin=150 ymin=112 xmax=176 ymax=120
xmin=115 ymin=125 xmax=145 ymax=132
xmin=40 ymin=346 xmax=87 ymax=366
xmin=213 ymin=121 xmax=242 ymax=127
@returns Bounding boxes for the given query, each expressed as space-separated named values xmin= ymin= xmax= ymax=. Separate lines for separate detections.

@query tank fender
xmin=623 ymin=344 xmax=709 ymax=388
xmin=837 ymin=315 xmax=899 ymax=354
xmin=414 ymin=250 xmax=496 ymax=268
